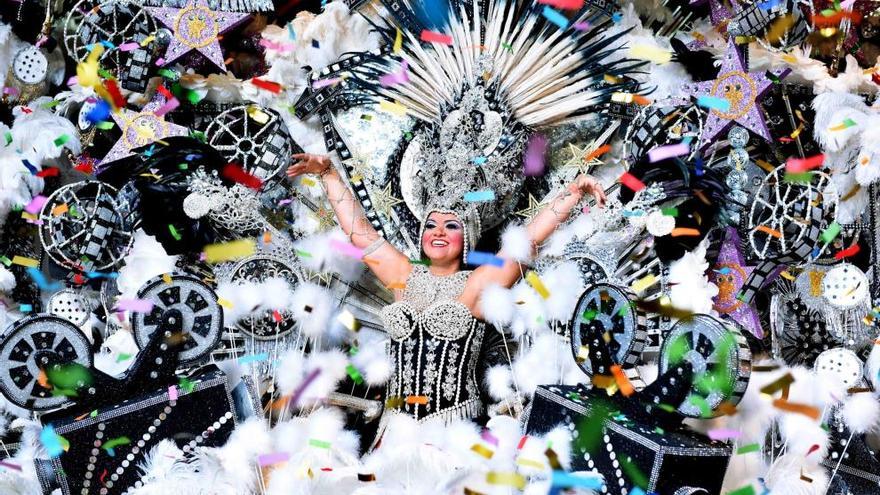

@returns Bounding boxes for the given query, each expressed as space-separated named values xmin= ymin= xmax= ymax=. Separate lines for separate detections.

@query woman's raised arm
xmin=287 ymin=153 xmax=412 ymax=288
xmin=462 ymin=175 xmax=606 ymax=317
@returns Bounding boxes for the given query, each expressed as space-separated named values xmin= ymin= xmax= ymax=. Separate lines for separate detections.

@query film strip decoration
xmin=622 ymin=98 xmax=705 ymax=166
xmin=291 ymin=52 xmax=394 ymax=239
xmin=728 ymin=0 xmax=810 ymax=50
xmin=739 ymin=165 xmax=832 ymax=306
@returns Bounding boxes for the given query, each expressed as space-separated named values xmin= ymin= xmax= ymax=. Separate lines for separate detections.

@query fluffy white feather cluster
xmin=667 ymin=240 xmax=719 ymax=318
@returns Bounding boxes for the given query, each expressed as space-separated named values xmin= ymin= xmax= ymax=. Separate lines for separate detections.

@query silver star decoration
xmin=562 ymin=141 xmax=605 ymax=175
xmin=371 ymin=183 xmax=404 ymax=217
xmin=515 ymin=193 xmax=547 ymax=221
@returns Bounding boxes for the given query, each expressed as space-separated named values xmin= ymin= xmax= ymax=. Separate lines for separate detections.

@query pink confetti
xmin=259 ymin=38 xmax=295 ymax=52
xmin=168 ymin=385 xmax=178 ymax=401
xmin=24 ymin=195 xmax=47 ymax=215
xmin=155 ymin=58 xmax=165 ymax=66
xmin=278 ymin=198 xmax=293 ymax=206
xmin=116 ymin=298 xmax=155 ymax=312
xmin=0 ymin=461 xmax=22 ymax=471
xmin=67 ymin=76 xmax=78 ymax=87
xmin=153 ymin=97 xmax=179 ymax=117
xmin=118 ymin=42 xmax=140 ymax=52
xmin=3 ymin=87 xmax=19 ymax=96
xmin=380 ymin=61 xmax=410 ymax=87
xmin=573 ymin=21 xmax=591 ymax=30
xmin=647 ymin=142 xmax=690 ymax=162
xmin=481 ymin=430 xmax=499 ymax=446
xmin=707 ymin=428 xmax=742 ymax=441
xmin=258 ymin=452 xmax=291 ymax=466
xmin=313 ymin=77 xmax=342 ymax=89
xmin=524 ymin=134 xmax=547 ymax=176
xmin=330 ymin=239 xmax=365 ymax=259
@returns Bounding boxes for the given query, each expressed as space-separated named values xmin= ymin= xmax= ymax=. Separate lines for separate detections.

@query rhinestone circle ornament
xmin=659 ymin=315 xmax=751 ymax=418
xmin=12 ymin=46 xmax=48 ymax=85
xmin=0 ymin=315 xmax=93 ymax=411
xmin=569 ymin=283 xmax=647 ymax=376
xmin=229 ymin=255 xmax=301 ymax=341
xmin=747 ymin=165 xmax=832 ymax=260
xmin=64 ymin=0 xmax=156 ymax=70
xmin=623 ymin=98 xmax=704 ymax=165
xmin=48 ymin=290 xmax=93 ymax=327
xmin=38 ymin=181 xmax=134 ymax=273
xmin=130 ymin=273 xmax=222 ymax=365
xmin=822 ymin=264 xmax=870 ymax=310
xmin=204 ymin=105 xmax=297 ymax=185
xmin=814 ymin=348 xmax=864 ymax=389
xmin=728 ymin=126 xmax=750 ymax=148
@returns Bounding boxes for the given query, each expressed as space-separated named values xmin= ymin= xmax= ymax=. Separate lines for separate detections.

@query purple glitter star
xmin=146 ymin=0 xmax=249 ymax=71
xmin=102 ymin=98 xmax=189 ymax=164
xmin=709 ymin=227 xmax=762 ymax=338
xmin=683 ymin=39 xmax=789 ymax=150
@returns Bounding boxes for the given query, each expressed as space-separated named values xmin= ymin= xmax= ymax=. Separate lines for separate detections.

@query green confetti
xmin=665 ymin=333 xmax=690 ymax=366
xmin=158 ymin=69 xmax=178 ymax=79
xmin=618 ymin=302 xmax=633 ymax=316
xmin=687 ymin=394 xmax=712 ymax=417
xmin=116 ymin=353 xmax=133 ymax=363
xmin=661 ymin=207 xmax=678 ymax=216
xmin=95 ymin=121 xmax=114 ymax=130
xmin=168 ymin=224 xmax=182 ymax=241
xmin=0 ymin=256 xmax=11 ymax=267
xmin=361 ymin=114 xmax=372 ymax=121
xmin=185 ymin=89 xmax=203 ymax=105
xmin=736 ymin=443 xmax=760 ymax=454
xmin=308 ymin=439 xmax=331 ymax=449
xmin=53 ymin=134 xmax=71 ymax=147
xmin=842 ymin=118 xmax=857 ymax=128
xmin=821 ymin=221 xmax=841 ymax=244
xmin=3 ymin=131 xmax=11 ymax=146
xmin=89 ymin=409 xmax=98 ymax=417
xmin=618 ymin=454 xmax=649 ymax=489
xmin=46 ymin=363 xmax=93 ymax=390
xmin=409 ymin=258 xmax=432 ymax=266
xmin=178 ymin=377 xmax=195 ymax=393
xmin=102 ymin=437 xmax=131 ymax=450
xmin=346 ymin=364 xmax=364 ymax=385
xmin=189 ymin=130 xmax=207 ymax=143
xmin=51 ymin=388 xmax=78 ymax=397
xmin=582 ymin=309 xmax=597 ymax=322
xmin=295 ymin=249 xmax=312 ymax=258
xmin=783 ymin=172 xmax=813 ymax=184
xmin=40 ymin=100 xmax=60 ymax=109
xmin=97 ymin=69 xmax=114 ymax=79
xmin=574 ymin=400 xmax=612 ymax=454
xmin=178 ymin=163 xmax=189 ymax=170
xmin=728 ymin=485 xmax=756 ymax=495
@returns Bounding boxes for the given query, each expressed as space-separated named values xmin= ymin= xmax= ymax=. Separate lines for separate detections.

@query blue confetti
xmin=238 ymin=353 xmax=269 ymax=365
xmin=757 ymin=0 xmax=782 ymax=10
xmin=85 ymin=99 xmax=111 ymax=125
xmin=85 ymin=271 xmax=119 ymax=279
xmin=99 ymin=40 xmax=115 ymax=49
xmin=463 ymin=190 xmax=496 ymax=202
xmin=143 ymin=145 xmax=156 ymax=157
xmin=696 ymin=156 xmax=704 ymax=176
xmin=715 ymin=267 xmax=732 ymax=275
xmin=185 ymin=154 xmax=202 ymax=161
xmin=19 ymin=304 xmax=32 ymax=312
xmin=612 ymin=11 xmax=623 ymax=23
xmin=551 ymin=471 xmax=604 ymax=489
xmin=40 ymin=425 xmax=64 ymax=458
xmin=287 ymin=23 xmax=296 ymax=40
xmin=26 ymin=267 xmax=61 ymax=291
xmin=21 ymin=160 xmax=38 ymax=175
xmin=466 ymin=251 xmax=505 ymax=267
xmin=472 ymin=156 xmax=487 ymax=165
xmin=542 ymin=6 xmax=569 ymax=29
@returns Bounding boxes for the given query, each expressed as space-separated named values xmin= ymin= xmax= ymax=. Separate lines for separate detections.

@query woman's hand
xmin=571 ymin=174 xmax=607 ymax=207
xmin=286 ymin=153 xmax=332 ymax=178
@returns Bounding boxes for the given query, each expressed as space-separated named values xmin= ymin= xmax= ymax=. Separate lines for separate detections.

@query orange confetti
xmin=670 ymin=228 xmax=701 ymax=237
xmin=405 ymin=395 xmax=429 ymax=405
xmin=772 ymin=399 xmax=820 ymax=420
xmin=387 ymin=282 xmax=406 ymax=290
xmin=51 ymin=203 xmax=69 ymax=216
xmin=37 ymin=369 xmax=50 ymax=389
xmin=584 ymin=144 xmax=612 ymax=162
xmin=610 ymin=365 xmax=635 ymax=397
xmin=756 ymin=225 xmax=783 ymax=238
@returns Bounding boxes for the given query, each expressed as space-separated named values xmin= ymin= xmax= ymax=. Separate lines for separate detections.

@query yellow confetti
xmin=217 ymin=298 xmax=233 ymax=308
xmin=76 ymin=44 xmax=104 ymax=89
xmin=336 ymin=309 xmax=361 ymax=331
xmin=203 ymin=239 xmax=256 ymax=264
xmin=301 ymin=177 xmax=316 ymax=187
xmin=471 ymin=444 xmax=494 ymax=459
xmin=628 ymin=44 xmax=672 ymax=64
xmin=140 ymin=35 xmax=156 ymax=46
xmin=630 ymin=274 xmax=657 ymax=294
xmin=11 ymin=255 xmax=39 ymax=268
xmin=21 ymin=212 xmax=37 ymax=221
xmin=525 ymin=271 xmax=550 ymax=299
xmin=393 ymin=28 xmax=403 ymax=54
xmin=515 ymin=457 xmax=544 ymax=469
xmin=162 ymin=273 xmax=172 ymax=284
xmin=247 ymin=105 xmax=270 ymax=124
xmin=486 ymin=472 xmax=526 ymax=489
xmin=379 ymin=100 xmax=408 ymax=116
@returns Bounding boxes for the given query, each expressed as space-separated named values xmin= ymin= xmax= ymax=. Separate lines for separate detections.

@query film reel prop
xmin=204 ymin=105 xmax=297 ymax=187
xmin=131 ymin=273 xmax=223 ymax=366
xmin=38 ymin=181 xmax=133 ymax=275
xmin=0 ymin=315 xmax=92 ymax=411
xmin=569 ymin=283 xmax=647 ymax=388
xmin=63 ymin=0 xmax=158 ymax=91
xmin=659 ymin=315 xmax=752 ymax=418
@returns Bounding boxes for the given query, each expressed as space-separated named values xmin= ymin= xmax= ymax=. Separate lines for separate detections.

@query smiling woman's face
xmin=421 ymin=211 xmax=465 ymax=266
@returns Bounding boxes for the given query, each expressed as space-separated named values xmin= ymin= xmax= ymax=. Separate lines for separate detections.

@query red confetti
xmin=72 ymin=274 xmax=85 ymax=285
xmin=222 ymin=163 xmax=263 ymax=190
xmin=786 ymin=154 xmax=824 ymax=173
xmin=272 ymin=310 xmax=282 ymax=322
xmin=537 ymin=0 xmax=585 ymax=9
xmin=250 ymin=78 xmax=283 ymax=93
xmin=835 ymin=244 xmax=860 ymax=260
xmin=873 ymin=72 xmax=880 ymax=86
xmin=74 ymin=162 xmax=94 ymax=174
xmin=420 ymin=30 xmax=453 ymax=45
xmin=36 ymin=167 xmax=60 ymax=178
xmin=517 ymin=435 xmax=529 ymax=450
xmin=99 ymin=469 xmax=108 ymax=486
xmin=157 ymin=85 xmax=174 ymax=100
xmin=103 ymin=79 xmax=126 ymax=109
xmin=619 ymin=172 xmax=645 ymax=192
xmin=806 ymin=444 xmax=820 ymax=456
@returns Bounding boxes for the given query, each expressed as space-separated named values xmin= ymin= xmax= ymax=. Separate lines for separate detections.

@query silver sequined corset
xmin=380 ymin=265 xmax=485 ymax=422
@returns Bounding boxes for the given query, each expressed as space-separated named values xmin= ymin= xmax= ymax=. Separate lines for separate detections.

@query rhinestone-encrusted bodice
xmin=380 ymin=265 xmax=485 ymax=422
